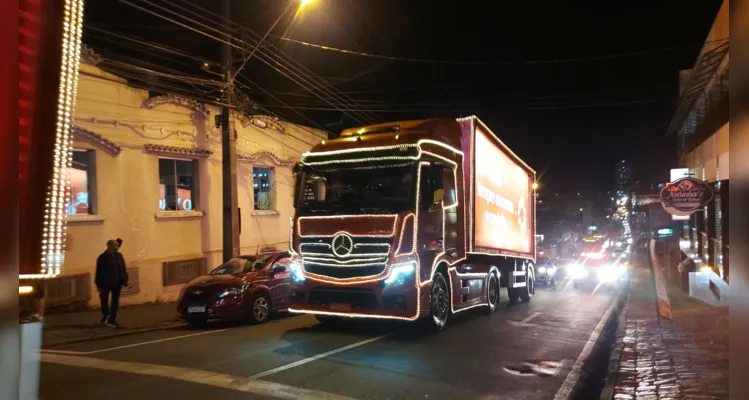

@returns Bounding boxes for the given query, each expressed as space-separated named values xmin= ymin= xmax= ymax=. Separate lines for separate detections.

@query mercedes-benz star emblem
xmin=332 ymin=233 xmax=354 ymax=257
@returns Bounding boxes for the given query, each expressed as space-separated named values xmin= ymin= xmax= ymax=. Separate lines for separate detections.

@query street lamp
xmin=532 ymin=182 xmax=539 ymax=190
xmin=300 ymin=0 xmax=314 ymax=5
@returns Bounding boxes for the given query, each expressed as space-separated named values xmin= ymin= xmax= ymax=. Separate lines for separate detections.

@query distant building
xmin=614 ymin=160 xmax=631 ymax=192
xmin=665 ymin=0 xmax=729 ymax=280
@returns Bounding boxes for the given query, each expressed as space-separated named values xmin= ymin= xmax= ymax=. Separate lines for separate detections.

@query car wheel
xmin=482 ymin=272 xmax=500 ymax=315
xmin=422 ymin=271 xmax=450 ymax=331
xmin=249 ymin=293 xmax=270 ymax=324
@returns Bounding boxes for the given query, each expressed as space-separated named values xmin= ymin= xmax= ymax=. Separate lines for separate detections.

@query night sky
xmin=83 ymin=0 xmax=723 ymax=193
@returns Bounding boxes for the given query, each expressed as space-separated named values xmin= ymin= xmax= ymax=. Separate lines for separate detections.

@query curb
xmin=555 ymin=281 xmax=630 ymax=400
xmin=43 ymin=322 xmax=186 ymax=348
xmin=599 ymin=294 xmax=629 ymax=400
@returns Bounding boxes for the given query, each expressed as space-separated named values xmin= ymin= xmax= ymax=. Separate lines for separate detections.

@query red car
xmin=177 ymin=252 xmax=291 ymax=326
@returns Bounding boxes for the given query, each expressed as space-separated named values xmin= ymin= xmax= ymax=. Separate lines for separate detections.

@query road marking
xmin=553 ymin=291 xmax=620 ymax=400
xmin=249 ymin=334 xmax=390 ymax=380
xmin=42 ymin=329 xmax=230 ymax=355
xmin=507 ymin=312 xmax=541 ymax=327
xmin=41 ymin=353 xmax=357 ymax=400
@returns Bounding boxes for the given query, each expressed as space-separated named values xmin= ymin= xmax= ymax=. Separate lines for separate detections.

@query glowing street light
xmin=532 ymin=182 xmax=539 ymax=190
xmin=300 ymin=0 xmax=314 ymax=6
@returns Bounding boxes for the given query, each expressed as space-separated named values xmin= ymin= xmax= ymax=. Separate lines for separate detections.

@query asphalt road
xmin=39 ymin=277 xmax=621 ymax=400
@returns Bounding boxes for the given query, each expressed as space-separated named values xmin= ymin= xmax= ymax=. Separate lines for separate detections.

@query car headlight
xmin=219 ymin=283 xmax=251 ymax=298
xmin=570 ymin=264 xmax=588 ymax=279
xmin=597 ymin=266 xmax=624 ymax=282
xmin=384 ymin=262 xmax=415 ymax=287
xmin=538 ymin=266 xmax=547 ymax=274
xmin=290 ymin=261 xmax=305 ymax=283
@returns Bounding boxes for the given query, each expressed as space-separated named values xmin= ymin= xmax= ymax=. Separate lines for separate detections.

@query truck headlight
xmin=290 ymin=261 xmax=305 ymax=283
xmin=384 ymin=262 xmax=415 ymax=287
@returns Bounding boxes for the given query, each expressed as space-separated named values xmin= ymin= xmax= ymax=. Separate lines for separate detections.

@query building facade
xmin=666 ymin=0 xmax=729 ymax=280
xmin=59 ymin=53 xmax=326 ymax=307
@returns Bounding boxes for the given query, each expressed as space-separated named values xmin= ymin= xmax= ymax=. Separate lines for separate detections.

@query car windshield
xmin=296 ymin=163 xmax=416 ymax=214
xmin=210 ymin=255 xmax=273 ymax=275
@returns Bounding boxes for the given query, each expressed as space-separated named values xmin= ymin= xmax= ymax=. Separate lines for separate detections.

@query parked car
xmin=534 ymin=256 xmax=557 ymax=286
xmin=177 ymin=252 xmax=291 ymax=326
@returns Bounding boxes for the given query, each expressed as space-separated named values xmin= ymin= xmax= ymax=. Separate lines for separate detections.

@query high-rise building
xmin=614 ymin=160 xmax=632 ymax=192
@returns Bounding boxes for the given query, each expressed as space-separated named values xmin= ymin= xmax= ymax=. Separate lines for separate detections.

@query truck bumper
xmin=288 ymin=280 xmax=421 ymax=321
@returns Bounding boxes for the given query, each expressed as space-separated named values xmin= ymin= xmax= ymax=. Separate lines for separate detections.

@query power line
xmin=122 ymin=0 xmax=378 ymax=125
xmin=170 ymin=0 xmax=383 ymax=125
xmin=271 ymin=35 xmax=729 ymax=65
xmin=259 ymin=98 xmax=673 ymax=113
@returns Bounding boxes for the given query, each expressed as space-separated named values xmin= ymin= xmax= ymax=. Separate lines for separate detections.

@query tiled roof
xmin=72 ymin=126 xmax=121 ymax=154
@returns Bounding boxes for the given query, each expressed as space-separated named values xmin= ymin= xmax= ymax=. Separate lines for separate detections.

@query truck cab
xmin=288 ymin=117 xmax=536 ymax=330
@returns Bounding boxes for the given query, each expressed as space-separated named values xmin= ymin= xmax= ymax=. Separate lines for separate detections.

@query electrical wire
xmin=119 ymin=0 xmax=379 ymax=125
xmin=169 ymin=0 xmax=382 ymax=124
xmin=169 ymin=0 xmax=381 ymax=123
xmin=270 ymin=35 xmax=730 ymax=65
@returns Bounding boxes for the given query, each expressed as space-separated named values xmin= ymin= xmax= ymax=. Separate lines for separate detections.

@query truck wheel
xmin=423 ymin=272 xmax=450 ymax=331
xmin=482 ymin=272 xmax=500 ymax=314
xmin=520 ymin=270 xmax=533 ymax=302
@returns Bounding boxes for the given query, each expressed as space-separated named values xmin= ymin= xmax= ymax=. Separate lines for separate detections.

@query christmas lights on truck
xmin=288 ymin=117 xmax=536 ymax=330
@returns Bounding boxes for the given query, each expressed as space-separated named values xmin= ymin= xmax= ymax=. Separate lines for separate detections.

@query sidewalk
xmin=42 ymin=302 xmax=183 ymax=347
xmin=602 ymin=269 xmax=728 ymax=399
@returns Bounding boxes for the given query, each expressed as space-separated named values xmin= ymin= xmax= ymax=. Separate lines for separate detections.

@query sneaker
xmin=101 ymin=315 xmax=108 ymax=324
xmin=105 ymin=320 xmax=119 ymax=329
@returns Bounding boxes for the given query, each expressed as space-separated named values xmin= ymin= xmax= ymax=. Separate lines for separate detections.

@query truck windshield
xmin=297 ymin=163 xmax=416 ymax=214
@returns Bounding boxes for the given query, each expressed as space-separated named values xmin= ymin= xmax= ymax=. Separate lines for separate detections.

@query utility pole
xmin=222 ymin=0 xmax=239 ymax=261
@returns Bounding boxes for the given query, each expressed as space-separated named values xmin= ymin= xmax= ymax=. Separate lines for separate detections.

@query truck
xmin=288 ymin=116 xmax=536 ymax=330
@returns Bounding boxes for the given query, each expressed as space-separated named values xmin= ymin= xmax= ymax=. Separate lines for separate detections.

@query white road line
xmin=42 ymin=329 xmax=229 ymax=355
xmin=521 ymin=312 xmax=541 ymax=324
xmin=553 ymin=292 xmax=620 ymax=400
xmin=249 ymin=334 xmax=391 ymax=380
xmin=41 ymin=353 xmax=357 ymax=400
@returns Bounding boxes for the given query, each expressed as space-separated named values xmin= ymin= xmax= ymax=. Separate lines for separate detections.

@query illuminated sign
xmin=656 ymin=228 xmax=674 ymax=238
xmin=473 ymin=128 xmax=532 ymax=254
xmin=660 ymin=177 xmax=714 ymax=216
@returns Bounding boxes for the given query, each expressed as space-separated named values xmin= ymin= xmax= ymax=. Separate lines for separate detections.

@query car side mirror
xmin=272 ymin=265 xmax=287 ymax=275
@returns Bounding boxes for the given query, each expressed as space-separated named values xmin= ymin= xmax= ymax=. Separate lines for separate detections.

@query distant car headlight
xmin=597 ymin=266 xmax=624 ymax=282
xmin=219 ymin=283 xmax=251 ymax=298
xmin=538 ymin=266 xmax=547 ymax=274
xmin=570 ymin=264 xmax=588 ymax=279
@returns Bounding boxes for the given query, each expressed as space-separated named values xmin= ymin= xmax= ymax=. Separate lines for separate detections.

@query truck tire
xmin=482 ymin=272 xmax=500 ymax=314
xmin=422 ymin=271 xmax=450 ymax=331
xmin=519 ymin=268 xmax=534 ymax=302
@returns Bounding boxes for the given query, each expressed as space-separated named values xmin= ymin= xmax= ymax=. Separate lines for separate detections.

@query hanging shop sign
xmin=659 ymin=177 xmax=714 ymax=216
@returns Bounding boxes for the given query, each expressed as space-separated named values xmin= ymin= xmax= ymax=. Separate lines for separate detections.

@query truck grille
xmin=300 ymin=236 xmax=390 ymax=279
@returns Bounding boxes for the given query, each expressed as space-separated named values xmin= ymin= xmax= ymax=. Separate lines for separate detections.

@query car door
xmin=267 ymin=255 xmax=291 ymax=310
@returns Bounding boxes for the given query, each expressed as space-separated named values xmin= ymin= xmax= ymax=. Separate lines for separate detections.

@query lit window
xmin=67 ymin=150 xmax=95 ymax=215
xmin=158 ymin=158 xmax=198 ymax=211
xmin=253 ymin=167 xmax=274 ymax=211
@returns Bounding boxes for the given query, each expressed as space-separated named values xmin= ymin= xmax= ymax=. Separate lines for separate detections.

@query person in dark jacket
xmin=95 ymin=239 xmax=128 ymax=328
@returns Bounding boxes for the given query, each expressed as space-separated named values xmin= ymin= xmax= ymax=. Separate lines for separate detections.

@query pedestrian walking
xmin=95 ymin=239 xmax=128 ymax=328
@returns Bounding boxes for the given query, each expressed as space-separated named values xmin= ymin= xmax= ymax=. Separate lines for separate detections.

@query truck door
xmin=442 ymin=166 xmax=458 ymax=255
xmin=417 ymin=162 xmax=444 ymax=280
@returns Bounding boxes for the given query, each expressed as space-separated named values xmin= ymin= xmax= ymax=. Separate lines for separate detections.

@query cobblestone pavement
xmin=605 ymin=269 xmax=728 ymax=399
